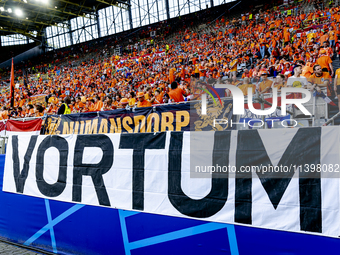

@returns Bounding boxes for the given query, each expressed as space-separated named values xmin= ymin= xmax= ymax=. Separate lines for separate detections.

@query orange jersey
xmin=137 ymin=99 xmax=152 ymax=107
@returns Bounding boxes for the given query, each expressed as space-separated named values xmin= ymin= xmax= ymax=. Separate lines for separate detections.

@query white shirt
xmin=286 ymin=76 xmax=308 ymax=88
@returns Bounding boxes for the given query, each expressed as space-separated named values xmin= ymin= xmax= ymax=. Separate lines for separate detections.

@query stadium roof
xmin=0 ymin=0 xmax=129 ymax=40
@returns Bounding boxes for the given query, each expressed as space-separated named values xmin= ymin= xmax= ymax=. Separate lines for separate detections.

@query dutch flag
xmin=313 ymin=91 xmax=337 ymax=106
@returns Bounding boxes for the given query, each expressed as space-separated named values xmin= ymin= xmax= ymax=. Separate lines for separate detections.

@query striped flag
xmin=5 ymin=119 xmax=42 ymax=136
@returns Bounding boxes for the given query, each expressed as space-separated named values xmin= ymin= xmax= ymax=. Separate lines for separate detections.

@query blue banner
xmin=42 ymin=99 xmax=235 ymax=135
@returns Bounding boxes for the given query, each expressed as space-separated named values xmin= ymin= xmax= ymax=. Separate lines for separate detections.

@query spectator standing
xmin=169 ymin=81 xmax=187 ymax=102
xmin=57 ymin=96 xmax=71 ymax=115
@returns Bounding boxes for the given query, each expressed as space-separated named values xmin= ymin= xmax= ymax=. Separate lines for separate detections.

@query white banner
xmin=3 ymin=127 xmax=340 ymax=237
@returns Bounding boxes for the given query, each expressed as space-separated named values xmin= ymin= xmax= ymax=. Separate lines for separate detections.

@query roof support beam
xmin=0 ymin=19 xmax=44 ymax=37
xmin=16 ymin=3 xmax=72 ymax=22
xmin=0 ymin=27 xmax=41 ymax=41
xmin=0 ymin=13 xmax=68 ymax=28
xmin=95 ymin=10 xmax=101 ymax=37
xmin=96 ymin=0 xmax=129 ymax=10
xmin=127 ymin=0 xmax=133 ymax=29
xmin=116 ymin=0 xmax=131 ymax=6
xmin=68 ymin=19 xmax=73 ymax=45
xmin=164 ymin=0 xmax=170 ymax=20
xmin=57 ymin=0 xmax=93 ymax=10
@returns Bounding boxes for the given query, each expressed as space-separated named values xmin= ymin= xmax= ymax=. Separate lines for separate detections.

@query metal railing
xmin=2 ymin=116 xmax=45 ymax=122
xmin=324 ymin=111 xmax=340 ymax=126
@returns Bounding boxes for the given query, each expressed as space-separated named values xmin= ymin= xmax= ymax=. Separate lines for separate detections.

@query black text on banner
xmin=3 ymin=128 xmax=340 ymax=237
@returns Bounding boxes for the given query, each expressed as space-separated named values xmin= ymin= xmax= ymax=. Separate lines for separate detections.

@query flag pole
xmin=10 ymin=58 xmax=14 ymax=108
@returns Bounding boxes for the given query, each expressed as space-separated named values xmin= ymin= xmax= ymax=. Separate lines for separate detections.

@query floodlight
xmin=15 ymin=9 xmax=23 ymax=17
xmin=8 ymin=8 xmax=12 ymax=13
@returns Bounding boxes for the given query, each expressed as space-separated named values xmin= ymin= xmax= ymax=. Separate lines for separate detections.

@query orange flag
xmin=10 ymin=58 xmax=14 ymax=107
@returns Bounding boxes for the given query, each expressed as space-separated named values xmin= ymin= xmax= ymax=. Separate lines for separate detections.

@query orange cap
xmin=121 ymin=98 xmax=129 ymax=104
xmin=137 ymin=92 xmax=144 ymax=98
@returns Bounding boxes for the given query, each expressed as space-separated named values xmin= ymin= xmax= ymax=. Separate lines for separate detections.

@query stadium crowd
xmin=1 ymin=0 xmax=340 ymax=119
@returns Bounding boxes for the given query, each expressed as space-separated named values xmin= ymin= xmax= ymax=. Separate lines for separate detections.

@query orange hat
xmin=121 ymin=98 xmax=129 ymax=104
xmin=137 ymin=92 xmax=144 ymax=98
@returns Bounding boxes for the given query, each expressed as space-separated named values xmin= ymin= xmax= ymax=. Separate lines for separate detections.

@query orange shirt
xmin=129 ymin=98 xmax=136 ymax=106
xmin=35 ymin=112 xmax=44 ymax=117
xmin=29 ymin=108 xmax=35 ymax=116
xmin=316 ymin=56 xmax=332 ymax=70
xmin=242 ymin=72 xmax=251 ymax=78
xmin=309 ymin=72 xmax=331 ymax=84
xmin=19 ymin=99 xmax=25 ymax=107
xmin=154 ymin=94 xmax=163 ymax=104
xmin=75 ymin=102 xmax=84 ymax=111
xmin=259 ymin=79 xmax=273 ymax=92
xmin=273 ymin=81 xmax=285 ymax=90
xmin=169 ymin=87 xmax=185 ymax=102
xmin=199 ymin=65 xmax=206 ymax=77
xmin=169 ymin=67 xmax=176 ymax=83
xmin=94 ymin=100 xmax=103 ymax=111
xmin=319 ymin=34 xmax=329 ymax=45
xmin=88 ymin=103 xmax=95 ymax=112
xmin=335 ymin=68 xmax=340 ymax=85
xmin=137 ymin=99 xmax=152 ymax=107
xmin=1 ymin=111 xmax=8 ymax=120
xmin=284 ymin=32 xmax=290 ymax=43
xmin=145 ymin=93 xmax=152 ymax=101
xmin=238 ymin=84 xmax=256 ymax=96
xmin=47 ymin=105 xmax=57 ymax=114
xmin=302 ymin=64 xmax=313 ymax=78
